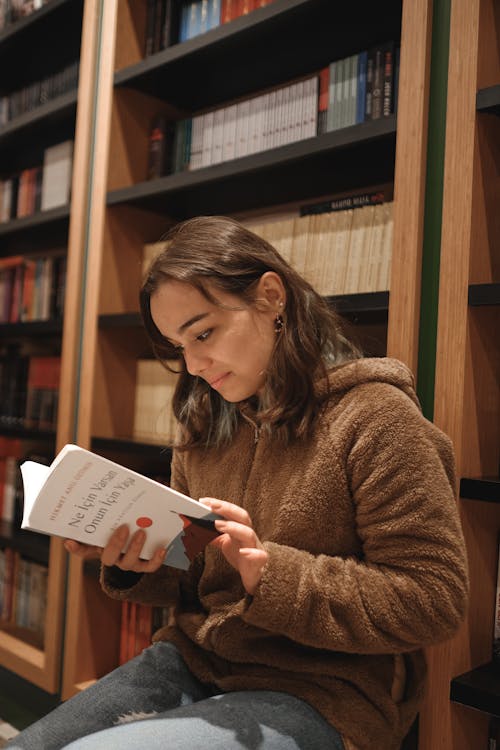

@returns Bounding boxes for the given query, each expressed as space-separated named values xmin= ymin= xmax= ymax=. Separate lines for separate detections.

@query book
xmin=20 ymin=444 xmax=222 ymax=570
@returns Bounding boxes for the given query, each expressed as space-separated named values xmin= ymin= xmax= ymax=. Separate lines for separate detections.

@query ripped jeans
xmin=6 ymin=641 xmax=345 ymax=750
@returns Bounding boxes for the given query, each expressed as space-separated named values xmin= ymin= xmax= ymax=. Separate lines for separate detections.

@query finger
xmin=135 ymin=547 xmax=167 ymax=573
xmin=239 ymin=547 xmax=267 ymax=563
xmin=201 ymin=498 xmax=252 ymax=527
xmin=214 ymin=519 xmax=257 ymax=546
xmin=101 ymin=524 xmax=130 ymax=567
xmin=64 ymin=540 xmax=102 ymax=560
xmin=117 ymin=528 xmax=147 ymax=570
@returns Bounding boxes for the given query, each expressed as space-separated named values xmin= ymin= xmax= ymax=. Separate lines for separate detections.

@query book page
xmin=21 ymin=445 xmax=220 ymax=570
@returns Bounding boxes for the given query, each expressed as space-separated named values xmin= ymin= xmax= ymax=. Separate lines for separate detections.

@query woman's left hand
xmin=200 ymin=497 xmax=268 ymax=596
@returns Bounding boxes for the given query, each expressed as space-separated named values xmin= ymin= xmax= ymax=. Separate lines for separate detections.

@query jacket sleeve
xmin=100 ymin=447 xmax=203 ymax=607
xmin=242 ymin=385 xmax=469 ymax=654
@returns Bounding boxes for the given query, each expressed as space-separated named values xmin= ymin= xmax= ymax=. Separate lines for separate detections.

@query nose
xmin=183 ymin=347 xmax=211 ymax=377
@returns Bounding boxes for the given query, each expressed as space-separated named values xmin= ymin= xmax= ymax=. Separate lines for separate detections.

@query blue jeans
xmin=7 ymin=642 xmax=345 ymax=750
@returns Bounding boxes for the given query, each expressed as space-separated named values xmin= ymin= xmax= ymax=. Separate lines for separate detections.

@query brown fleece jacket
xmin=101 ymin=357 xmax=468 ymax=750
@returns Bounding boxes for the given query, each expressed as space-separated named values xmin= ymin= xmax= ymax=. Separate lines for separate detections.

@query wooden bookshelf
xmin=60 ymin=0 xmax=434 ymax=701
xmin=0 ymin=0 xmax=99 ymax=693
xmin=423 ymin=0 xmax=500 ymax=747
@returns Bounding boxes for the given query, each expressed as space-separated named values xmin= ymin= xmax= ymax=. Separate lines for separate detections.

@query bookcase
xmin=59 ymin=0 xmax=435 ymax=702
xmin=421 ymin=0 xmax=500 ymax=747
xmin=0 ymin=0 xmax=101 ymax=692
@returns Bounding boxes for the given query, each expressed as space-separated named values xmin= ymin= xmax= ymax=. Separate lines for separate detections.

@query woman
xmin=8 ymin=215 xmax=468 ymax=750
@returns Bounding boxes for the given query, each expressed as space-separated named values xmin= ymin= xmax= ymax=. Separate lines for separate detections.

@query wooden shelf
xmin=107 ymin=119 xmax=396 ymax=217
xmin=476 ymin=85 xmax=500 ymax=116
xmin=115 ymin=0 xmax=402 ymax=111
xmin=460 ymin=478 xmax=500 ymax=503
xmin=0 ymin=521 xmax=50 ymax=566
xmin=468 ymin=283 xmax=500 ymax=306
xmin=0 ymin=319 xmax=63 ymax=339
xmin=450 ymin=663 xmax=500 ymax=718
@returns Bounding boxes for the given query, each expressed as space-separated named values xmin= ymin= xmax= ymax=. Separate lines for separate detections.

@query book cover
xmin=20 ymin=444 xmax=222 ymax=570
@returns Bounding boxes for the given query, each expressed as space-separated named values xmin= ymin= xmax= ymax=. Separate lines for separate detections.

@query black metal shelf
xmin=91 ymin=436 xmax=172 ymax=460
xmin=327 ymin=291 xmax=389 ymax=323
xmin=0 ymin=206 xmax=70 ymax=254
xmin=0 ymin=0 xmax=83 ymax=91
xmin=0 ymin=425 xmax=57 ymax=441
xmin=0 ymin=90 xmax=78 ymax=152
xmin=98 ymin=291 xmax=390 ymax=332
xmin=0 ymin=520 xmax=50 ymax=566
xmin=0 ymin=0 xmax=73 ymax=44
xmin=0 ymin=319 xmax=63 ymax=339
xmin=115 ymin=0 xmax=401 ymax=112
xmin=98 ymin=313 xmax=143 ymax=329
xmin=477 ymin=85 xmax=500 ymax=116
xmin=468 ymin=283 xmax=500 ymax=306
xmin=450 ymin=662 xmax=500 ymax=718
xmin=460 ymin=477 xmax=500 ymax=503
xmin=107 ymin=118 xmax=397 ymax=218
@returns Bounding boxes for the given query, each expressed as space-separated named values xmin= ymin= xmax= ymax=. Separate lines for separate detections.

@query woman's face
xmin=150 ymin=278 xmax=282 ymax=402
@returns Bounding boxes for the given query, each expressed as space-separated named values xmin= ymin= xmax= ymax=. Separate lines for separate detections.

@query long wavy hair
xmin=140 ymin=216 xmax=361 ymax=449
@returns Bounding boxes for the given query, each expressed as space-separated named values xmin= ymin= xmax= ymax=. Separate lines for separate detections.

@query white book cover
xmin=235 ymin=99 xmax=250 ymax=159
xmin=41 ymin=140 xmax=73 ymax=211
xmin=211 ymin=107 xmax=225 ymax=165
xmin=201 ymin=110 xmax=215 ymax=168
xmin=222 ymin=103 xmax=238 ymax=162
xmin=21 ymin=444 xmax=222 ymax=570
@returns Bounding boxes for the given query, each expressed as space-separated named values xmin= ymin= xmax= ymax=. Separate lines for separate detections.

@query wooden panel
xmin=62 ymin=560 xmax=121 ymax=699
xmin=107 ymin=89 xmax=181 ymax=191
xmin=114 ymin=0 xmax=147 ymax=71
xmin=99 ymin=205 xmax=169 ymax=315
xmin=423 ymin=0 xmax=499 ymax=748
xmin=386 ymin=0 xmax=433 ymax=372
xmin=76 ymin=0 xmax=119 ymax=451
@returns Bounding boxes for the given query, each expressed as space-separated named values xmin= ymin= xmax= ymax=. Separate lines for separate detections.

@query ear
xmin=255 ymin=271 xmax=286 ymax=311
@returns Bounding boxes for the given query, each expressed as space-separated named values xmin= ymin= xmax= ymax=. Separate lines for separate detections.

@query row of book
xmin=0 ymin=547 xmax=48 ymax=644
xmin=119 ymin=601 xmax=170 ymax=664
xmin=0 ymin=438 xmax=21 ymax=524
xmin=0 ymin=353 xmax=61 ymax=431
xmin=147 ymin=42 xmax=397 ymax=177
xmin=0 ymin=139 xmax=74 ymax=222
xmin=0 ymin=61 xmax=79 ymax=127
xmin=318 ymin=43 xmax=398 ymax=134
xmin=134 ymin=358 xmax=179 ymax=445
xmin=0 ymin=253 xmax=67 ymax=323
xmin=144 ymin=0 xmax=275 ymax=56
xmin=0 ymin=0 xmax=47 ymax=32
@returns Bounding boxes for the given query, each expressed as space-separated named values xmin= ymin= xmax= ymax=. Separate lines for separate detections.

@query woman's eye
xmin=196 ymin=329 xmax=212 ymax=343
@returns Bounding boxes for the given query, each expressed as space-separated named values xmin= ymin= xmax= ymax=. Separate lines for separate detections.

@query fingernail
xmin=214 ymin=519 xmax=226 ymax=530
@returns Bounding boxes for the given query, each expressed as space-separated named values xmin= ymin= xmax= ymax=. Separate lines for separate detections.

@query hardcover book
xmin=20 ymin=444 xmax=222 ymax=570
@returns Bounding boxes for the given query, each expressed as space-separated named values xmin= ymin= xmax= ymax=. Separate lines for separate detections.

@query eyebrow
xmin=177 ymin=312 xmax=209 ymax=334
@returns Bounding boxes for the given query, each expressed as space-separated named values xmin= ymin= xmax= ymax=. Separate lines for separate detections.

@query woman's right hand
xmin=64 ymin=524 xmax=166 ymax=573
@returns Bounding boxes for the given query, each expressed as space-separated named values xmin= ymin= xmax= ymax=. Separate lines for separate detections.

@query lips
xmin=209 ymin=373 xmax=230 ymax=389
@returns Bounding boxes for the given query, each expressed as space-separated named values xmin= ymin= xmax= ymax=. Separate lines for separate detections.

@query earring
xmin=274 ymin=313 xmax=284 ymax=334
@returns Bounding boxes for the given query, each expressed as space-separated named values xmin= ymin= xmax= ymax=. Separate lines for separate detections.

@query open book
xmin=21 ymin=444 xmax=221 ymax=570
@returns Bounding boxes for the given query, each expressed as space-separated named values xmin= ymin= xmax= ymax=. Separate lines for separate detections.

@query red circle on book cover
xmin=136 ymin=517 xmax=153 ymax=528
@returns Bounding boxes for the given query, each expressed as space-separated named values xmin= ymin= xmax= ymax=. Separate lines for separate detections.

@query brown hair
xmin=140 ymin=216 xmax=361 ymax=448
